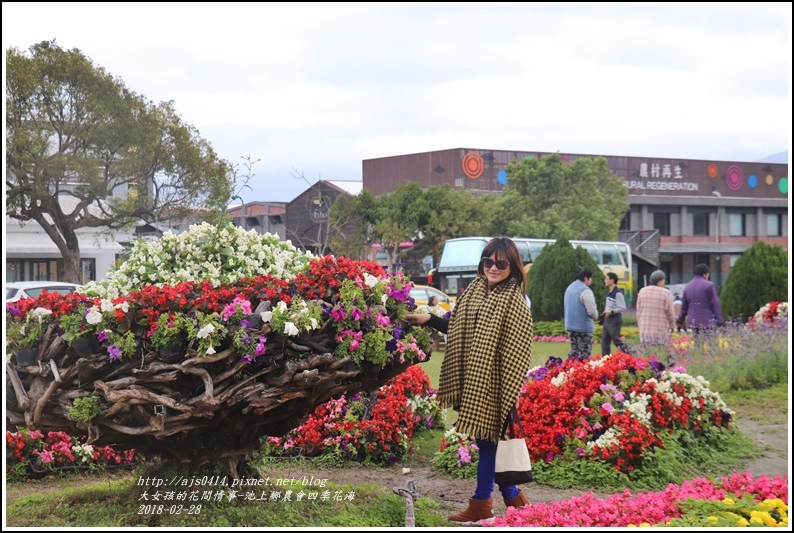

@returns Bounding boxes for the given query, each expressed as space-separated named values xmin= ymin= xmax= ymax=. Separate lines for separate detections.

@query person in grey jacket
xmin=600 ymin=272 xmax=631 ymax=356
xmin=563 ymin=267 xmax=599 ymax=360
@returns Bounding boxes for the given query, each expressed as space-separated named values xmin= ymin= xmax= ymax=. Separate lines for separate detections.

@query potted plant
xmin=185 ymin=310 xmax=228 ymax=356
xmin=149 ymin=312 xmax=189 ymax=363
xmin=58 ymin=302 xmax=105 ymax=357
xmin=6 ymin=306 xmax=54 ymax=365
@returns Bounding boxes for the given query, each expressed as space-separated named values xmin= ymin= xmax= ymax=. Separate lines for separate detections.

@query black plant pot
xmin=7 ymin=384 xmax=19 ymax=409
xmin=244 ymin=314 xmax=264 ymax=331
xmin=14 ymin=347 xmax=39 ymax=366
xmin=72 ymin=336 xmax=99 ymax=357
xmin=158 ymin=343 xmax=187 ymax=364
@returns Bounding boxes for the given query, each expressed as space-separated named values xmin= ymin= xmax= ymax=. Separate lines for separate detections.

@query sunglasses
xmin=481 ymin=258 xmax=510 ymax=270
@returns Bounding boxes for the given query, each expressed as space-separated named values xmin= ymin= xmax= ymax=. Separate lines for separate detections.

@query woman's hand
xmin=405 ymin=313 xmax=431 ymax=326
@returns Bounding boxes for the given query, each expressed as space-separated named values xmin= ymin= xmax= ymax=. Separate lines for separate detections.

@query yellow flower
xmin=736 ymin=517 xmax=749 ymax=526
xmin=706 ymin=516 xmax=719 ymax=522
xmin=722 ymin=498 xmax=735 ymax=505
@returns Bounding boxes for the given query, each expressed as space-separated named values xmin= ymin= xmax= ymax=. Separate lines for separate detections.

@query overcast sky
xmin=3 ymin=2 xmax=791 ymax=203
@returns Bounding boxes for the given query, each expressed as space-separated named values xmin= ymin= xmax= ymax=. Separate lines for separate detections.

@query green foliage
xmin=68 ymin=396 xmax=102 ymax=424
xmin=662 ymin=493 xmax=787 ymax=527
xmin=526 ymin=239 xmax=606 ymax=321
xmin=719 ymin=241 xmax=788 ymax=321
xmin=6 ymin=40 xmax=234 ymax=282
xmin=492 ymin=153 xmax=629 ymax=241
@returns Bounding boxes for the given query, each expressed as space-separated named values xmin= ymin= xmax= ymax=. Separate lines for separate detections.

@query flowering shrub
xmin=6 ymin=428 xmax=136 ymax=482
xmin=519 ymin=352 xmax=733 ymax=473
xmin=431 ymin=428 xmax=479 ymax=479
xmin=260 ymin=365 xmax=441 ymax=465
xmin=5 ymin=305 xmax=54 ymax=351
xmin=747 ymin=301 xmax=788 ymax=328
xmin=485 ymin=472 xmax=788 ymax=527
xmin=81 ymin=223 xmax=314 ymax=299
xmin=437 ymin=352 xmax=735 ymax=480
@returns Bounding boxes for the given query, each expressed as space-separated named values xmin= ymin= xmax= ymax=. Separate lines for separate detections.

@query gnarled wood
xmin=6 ymin=327 xmax=412 ymax=468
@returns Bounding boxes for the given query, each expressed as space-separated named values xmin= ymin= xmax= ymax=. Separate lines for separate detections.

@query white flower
xmin=100 ymin=299 xmax=115 ymax=312
xmin=85 ymin=306 xmax=103 ymax=325
xmin=381 ymin=294 xmax=388 ymax=304
xmin=260 ymin=311 xmax=273 ymax=323
xmin=197 ymin=324 xmax=215 ymax=339
xmin=364 ymin=274 xmax=380 ymax=288
xmin=114 ymin=301 xmax=130 ymax=313
xmin=276 ymin=300 xmax=288 ymax=312
xmin=206 ymin=345 xmax=216 ymax=355
xmin=309 ymin=318 xmax=318 ymax=330
xmin=31 ymin=308 xmax=53 ymax=323
xmin=284 ymin=322 xmax=299 ymax=336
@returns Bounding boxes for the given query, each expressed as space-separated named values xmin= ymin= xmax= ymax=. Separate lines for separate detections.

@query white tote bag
xmin=494 ymin=407 xmax=533 ymax=485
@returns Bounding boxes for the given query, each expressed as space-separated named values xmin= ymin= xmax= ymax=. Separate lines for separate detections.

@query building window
xmin=694 ymin=254 xmax=710 ymax=270
xmin=653 ymin=212 xmax=671 ymax=236
xmin=729 ymin=213 xmax=745 ymax=236
xmin=619 ymin=212 xmax=630 ymax=231
xmin=766 ymin=213 xmax=783 ymax=236
xmin=693 ymin=212 xmax=709 ymax=236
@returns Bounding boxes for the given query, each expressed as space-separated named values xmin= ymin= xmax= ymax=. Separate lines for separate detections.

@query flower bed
xmin=432 ymin=352 xmax=736 ymax=485
xmin=486 ymin=472 xmax=788 ymax=527
xmin=259 ymin=365 xmax=441 ymax=465
xmin=6 ymin=428 xmax=136 ymax=482
xmin=6 ymin=248 xmax=433 ymax=466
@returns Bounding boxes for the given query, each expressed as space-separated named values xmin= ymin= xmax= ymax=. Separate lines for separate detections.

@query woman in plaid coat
xmin=407 ymin=237 xmax=533 ymax=524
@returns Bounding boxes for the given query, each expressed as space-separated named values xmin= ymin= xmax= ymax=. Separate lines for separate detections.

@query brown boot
xmin=504 ymin=489 xmax=529 ymax=510
xmin=448 ymin=497 xmax=494 ymax=524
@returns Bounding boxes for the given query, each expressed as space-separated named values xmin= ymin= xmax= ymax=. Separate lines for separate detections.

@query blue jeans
xmin=472 ymin=438 xmax=520 ymax=501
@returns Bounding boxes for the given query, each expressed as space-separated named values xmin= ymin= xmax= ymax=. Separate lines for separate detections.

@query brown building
xmin=363 ymin=148 xmax=789 ymax=292
xmin=284 ymin=180 xmax=363 ymax=253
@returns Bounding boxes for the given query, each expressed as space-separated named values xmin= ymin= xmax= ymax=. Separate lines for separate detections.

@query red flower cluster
xmin=270 ymin=365 xmax=438 ymax=465
xmin=517 ymin=352 xmax=733 ymax=473
xmin=293 ymin=255 xmax=385 ymax=300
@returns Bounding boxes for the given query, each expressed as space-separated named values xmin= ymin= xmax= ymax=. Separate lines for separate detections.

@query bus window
xmin=596 ymin=243 xmax=621 ymax=266
xmin=515 ymin=241 xmax=531 ymax=264
xmin=577 ymin=243 xmax=599 ymax=263
xmin=528 ymin=242 xmax=547 ymax=261
xmin=438 ymin=238 xmax=488 ymax=270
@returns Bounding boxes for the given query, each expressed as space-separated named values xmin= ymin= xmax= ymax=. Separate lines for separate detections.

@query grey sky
xmin=3 ymin=2 xmax=791 ymax=202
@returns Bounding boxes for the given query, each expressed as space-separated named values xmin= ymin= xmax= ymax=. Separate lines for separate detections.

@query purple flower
xmin=108 ymin=345 xmax=122 ymax=362
xmin=255 ymin=337 xmax=267 ymax=356
xmin=331 ymin=307 xmax=346 ymax=321
xmin=350 ymin=307 xmax=364 ymax=321
xmin=97 ymin=330 xmax=109 ymax=342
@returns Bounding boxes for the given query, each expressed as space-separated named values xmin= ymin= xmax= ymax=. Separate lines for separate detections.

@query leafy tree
xmin=526 ymin=238 xmax=606 ymax=322
xmin=493 ymin=153 xmax=628 ymax=241
xmin=412 ymin=184 xmax=495 ymax=263
xmin=720 ymin=241 xmax=788 ymax=321
xmin=6 ymin=40 xmax=234 ymax=282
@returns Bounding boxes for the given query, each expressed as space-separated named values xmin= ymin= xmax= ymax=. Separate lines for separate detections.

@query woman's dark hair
xmin=477 ymin=236 xmax=526 ymax=289
xmin=694 ymin=263 xmax=710 ymax=277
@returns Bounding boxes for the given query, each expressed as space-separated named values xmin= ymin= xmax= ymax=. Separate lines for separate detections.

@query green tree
xmin=493 ymin=153 xmax=628 ymax=240
xmin=526 ymin=238 xmax=606 ymax=322
xmin=720 ymin=241 xmax=788 ymax=321
xmin=6 ymin=41 xmax=234 ymax=283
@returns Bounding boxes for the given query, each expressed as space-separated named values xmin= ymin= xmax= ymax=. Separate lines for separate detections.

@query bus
xmin=430 ymin=237 xmax=634 ymax=305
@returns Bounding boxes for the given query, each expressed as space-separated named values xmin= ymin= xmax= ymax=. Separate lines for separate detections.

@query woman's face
xmin=483 ymin=253 xmax=511 ymax=287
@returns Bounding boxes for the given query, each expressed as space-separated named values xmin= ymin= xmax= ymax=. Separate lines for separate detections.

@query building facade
xmin=362 ymin=148 xmax=789 ymax=293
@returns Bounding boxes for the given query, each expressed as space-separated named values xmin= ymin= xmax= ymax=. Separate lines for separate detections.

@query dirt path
xmin=6 ymin=416 xmax=788 ymax=517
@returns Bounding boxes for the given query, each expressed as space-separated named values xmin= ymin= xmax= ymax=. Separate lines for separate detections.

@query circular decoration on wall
xmin=707 ymin=163 xmax=718 ymax=178
xmin=462 ymin=152 xmax=484 ymax=179
xmin=747 ymin=174 xmax=758 ymax=188
xmin=779 ymin=177 xmax=788 ymax=195
xmin=766 ymin=174 xmax=774 ymax=185
xmin=725 ymin=165 xmax=743 ymax=191
xmin=497 ymin=169 xmax=507 ymax=186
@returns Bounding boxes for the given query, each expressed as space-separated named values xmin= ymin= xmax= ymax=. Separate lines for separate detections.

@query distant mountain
xmin=756 ymin=151 xmax=788 ymax=163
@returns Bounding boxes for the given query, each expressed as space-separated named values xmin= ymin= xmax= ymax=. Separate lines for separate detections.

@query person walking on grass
xmin=600 ymin=272 xmax=631 ymax=356
xmin=677 ymin=263 xmax=723 ymax=335
xmin=563 ymin=267 xmax=598 ymax=360
xmin=406 ymin=237 xmax=533 ymax=525
xmin=636 ymin=269 xmax=677 ymax=362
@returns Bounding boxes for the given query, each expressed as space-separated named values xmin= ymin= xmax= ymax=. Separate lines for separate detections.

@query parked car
xmin=6 ymin=281 xmax=83 ymax=302
xmin=409 ymin=284 xmax=455 ymax=313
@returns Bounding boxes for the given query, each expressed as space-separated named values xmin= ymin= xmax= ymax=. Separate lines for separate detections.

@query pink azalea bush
xmin=486 ymin=472 xmax=788 ymax=527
